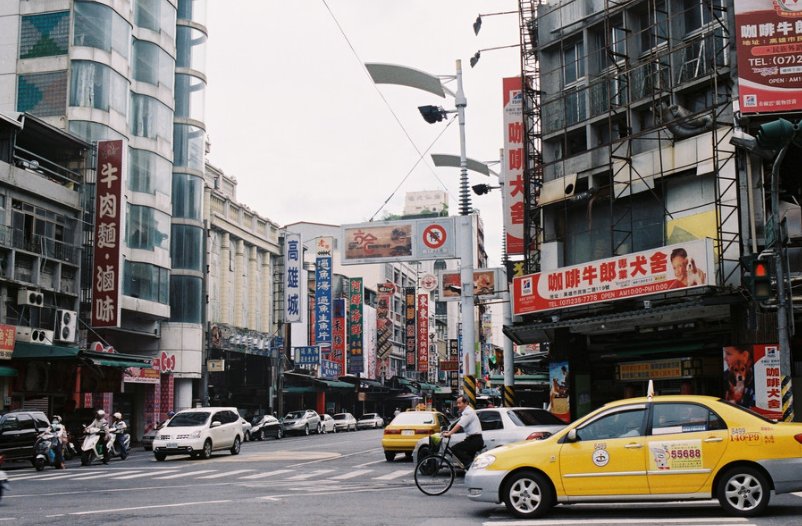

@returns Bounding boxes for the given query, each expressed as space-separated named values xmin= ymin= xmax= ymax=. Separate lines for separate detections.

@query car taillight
xmin=526 ymin=431 xmax=552 ymax=441
xmin=384 ymin=429 xmax=401 ymax=435
xmin=794 ymin=433 xmax=802 ymax=444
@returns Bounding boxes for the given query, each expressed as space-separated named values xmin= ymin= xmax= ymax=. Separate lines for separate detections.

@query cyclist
xmin=442 ymin=395 xmax=483 ymax=470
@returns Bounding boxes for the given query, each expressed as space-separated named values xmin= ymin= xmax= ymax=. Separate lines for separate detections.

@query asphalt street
xmin=2 ymin=429 xmax=801 ymax=525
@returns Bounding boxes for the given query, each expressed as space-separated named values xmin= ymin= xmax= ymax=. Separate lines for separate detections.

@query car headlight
xmin=190 ymin=430 xmax=202 ymax=439
xmin=471 ymin=454 xmax=496 ymax=470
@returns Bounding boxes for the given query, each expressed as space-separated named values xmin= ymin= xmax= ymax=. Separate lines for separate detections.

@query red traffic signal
xmin=752 ymin=259 xmax=772 ymax=300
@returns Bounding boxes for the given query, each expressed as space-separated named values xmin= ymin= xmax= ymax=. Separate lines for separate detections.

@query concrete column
xmin=174 ymin=378 xmax=193 ymax=410
xmin=234 ymin=239 xmax=245 ymax=327
xmin=220 ymin=233 xmax=231 ymax=324
xmin=248 ymin=245 xmax=258 ymax=328
xmin=262 ymin=255 xmax=272 ymax=330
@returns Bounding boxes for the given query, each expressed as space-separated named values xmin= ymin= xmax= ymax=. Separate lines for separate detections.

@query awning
xmin=12 ymin=341 xmax=79 ymax=359
xmin=283 ymin=386 xmax=316 ymax=394
xmin=434 ymin=386 xmax=452 ymax=395
xmin=0 ymin=365 xmax=17 ymax=377
xmin=317 ymin=379 xmax=355 ymax=390
xmin=81 ymin=350 xmax=152 ymax=369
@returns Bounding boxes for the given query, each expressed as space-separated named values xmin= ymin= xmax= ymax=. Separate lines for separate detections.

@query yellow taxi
xmin=465 ymin=395 xmax=802 ymax=518
xmin=382 ymin=410 xmax=448 ymax=461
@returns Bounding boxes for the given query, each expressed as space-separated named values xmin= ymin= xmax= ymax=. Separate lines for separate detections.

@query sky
xmin=205 ymin=1 xmax=521 ymax=268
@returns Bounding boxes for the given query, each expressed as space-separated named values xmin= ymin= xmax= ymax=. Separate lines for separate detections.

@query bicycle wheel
xmin=414 ymin=454 xmax=455 ymax=496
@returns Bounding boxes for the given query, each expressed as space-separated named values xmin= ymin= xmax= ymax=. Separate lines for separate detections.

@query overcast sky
xmin=205 ymin=1 xmax=520 ymax=267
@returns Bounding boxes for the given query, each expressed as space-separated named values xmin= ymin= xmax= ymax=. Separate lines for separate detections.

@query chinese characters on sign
xmin=404 ymin=287 xmax=416 ymax=368
xmin=331 ymin=298 xmax=346 ymax=375
xmin=513 ymin=239 xmax=714 ymax=315
xmin=91 ymin=140 xmax=124 ymax=328
xmin=0 ymin=324 xmax=15 ymax=360
xmin=417 ymin=293 xmax=429 ymax=373
xmin=284 ymin=233 xmax=302 ymax=323
xmin=348 ymin=278 xmax=364 ymax=374
xmin=724 ymin=344 xmax=784 ymax=420
xmin=315 ymin=255 xmax=332 ymax=345
xmin=295 ymin=346 xmax=320 ymax=366
xmin=735 ymin=0 xmax=802 ymax=113
xmin=376 ymin=282 xmax=394 ymax=360
xmin=502 ymin=76 xmax=525 ymax=255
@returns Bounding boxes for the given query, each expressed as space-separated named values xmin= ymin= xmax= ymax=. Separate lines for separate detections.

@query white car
xmin=357 ymin=413 xmax=384 ymax=429
xmin=412 ymin=407 xmax=566 ymax=464
xmin=152 ymin=407 xmax=244 ymax=461
xmin=320 ymin=414 xmax=337 ymax=433
xmin=239 ymin=417 xmax=253 ymax=441
xmin=332 ymin=412 xmax=357 ymax=432
xmin=282 ymin=409 xmax=322 ymax=435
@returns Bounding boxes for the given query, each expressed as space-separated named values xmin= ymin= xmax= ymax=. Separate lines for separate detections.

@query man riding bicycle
xmin=442 ymin=395 xmax=483 ymax=470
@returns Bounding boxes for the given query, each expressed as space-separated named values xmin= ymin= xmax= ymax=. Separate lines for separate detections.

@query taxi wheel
xmin=385 ymin=451 xmax=395 ymax=462
xmin=717 ymin=466 xmax=770 ymax=517
xmin=503 ymin=470 xmax=554 ymax=519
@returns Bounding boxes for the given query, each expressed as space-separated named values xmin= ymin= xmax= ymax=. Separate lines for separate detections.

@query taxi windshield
xmin=391 ymin=412 xmax=434 ymax=425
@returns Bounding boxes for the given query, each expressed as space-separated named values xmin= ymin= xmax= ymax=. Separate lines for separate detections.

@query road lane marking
xmin=9 ymin=470 xmax=103 ymax=481
xmin=373 ymin=469 xmax=410 ymax=480
xmin=63 ymin=470 xmax=142 ymax=481
xmin=68 ymin=499 xmax=232 ymax=515
xmin=154 ymin=469 xmax=216 ymax=479
xmin=793 ymin=491 xmax=802 ymax=498
xmin=330 ymin=469 xmax=372 ymax=480
xmin=484 ymin=519 xmax=750 ymax=526
xmin=34 ymin=471 xmax=105 ymax=481
xmin=354 ymin=459 xmax=386 ymax=468
xmin=285 ymin=469 xmax=334 ymax=480
xmin=196 ymin=469 xmax=254 ymax=479
xmin=116 ymin=470 xmax=178 ymax=480
xmin=239 ymin=469 xmax=293 ymax=480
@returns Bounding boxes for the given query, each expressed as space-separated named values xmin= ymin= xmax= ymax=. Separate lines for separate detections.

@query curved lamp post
xmin=366 ymin=60 xmax=478 ymax=406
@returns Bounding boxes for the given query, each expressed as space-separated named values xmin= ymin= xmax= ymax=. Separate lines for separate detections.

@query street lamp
xmin=365 ymin=60 xmax=478 ymax=406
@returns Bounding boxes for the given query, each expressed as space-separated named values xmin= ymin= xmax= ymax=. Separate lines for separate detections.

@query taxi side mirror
xmin=566 ymin=429 xmax=578 ymax=442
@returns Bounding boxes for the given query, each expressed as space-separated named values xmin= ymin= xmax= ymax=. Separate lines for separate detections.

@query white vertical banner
xmin=502 ymin=76 xmax=525 ymax=255
xmin=284 ymin=232 xmax=302 ymax=323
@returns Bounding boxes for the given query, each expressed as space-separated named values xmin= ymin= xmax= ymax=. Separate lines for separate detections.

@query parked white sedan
xmin=412 ymin=407 xmax=566 ymax=464
xmin=357 ymin=413 xmax=384 ymax=429
xmin=332 ymin=412 xmax=357 ymax=432
xmin=320 ymin=414 xmax=337 ymax=433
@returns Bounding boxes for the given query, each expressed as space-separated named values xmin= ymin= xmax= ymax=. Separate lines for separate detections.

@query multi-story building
xmin=506 ymin=0 xmax=800 ymax=418
xmin=0 ymin=1 xmax=209 ymax=436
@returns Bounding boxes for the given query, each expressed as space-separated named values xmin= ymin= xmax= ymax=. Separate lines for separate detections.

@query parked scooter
xmin=33 ymin=429 xmax=61 ymax=471
xmin=0 ymin=454 xmax=8 ymax=502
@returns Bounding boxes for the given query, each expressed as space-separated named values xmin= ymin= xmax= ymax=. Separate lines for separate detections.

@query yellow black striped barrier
xmin=503 ymin=385 xmax=516 ymax=407
xmin=782 ymin=376 xmax=794 ymax=422
xmin=463 ymin=375 xmax=476 ymax=408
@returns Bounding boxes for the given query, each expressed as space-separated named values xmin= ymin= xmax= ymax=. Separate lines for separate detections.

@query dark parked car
xmin=0 ymin=410 xmax=51 ymax=463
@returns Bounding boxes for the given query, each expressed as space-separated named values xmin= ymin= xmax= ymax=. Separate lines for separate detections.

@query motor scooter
xmin=33 ymin=429 xmax=61 ymax=471
xmin=0 ymin=454 xmax=8 ymax=502
xmin=106 ymin=427 xmax=130 ymax=461
xmin=80 ymin=425 xmax=107 ymax=466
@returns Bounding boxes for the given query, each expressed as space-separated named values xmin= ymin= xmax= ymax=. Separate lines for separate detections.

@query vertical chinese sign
xmin=449 ymin=339 xmax=459 ymax=390
xmin=284 ymin=233 xmax=302 ymax=323
xmin=348 ymin=278 xmax=364 ymax=374
xmin=735 ymin=0 xmax=802 ymax=114
xmin=92 ymin=140 xmax=124 ymax=328
xmin=404 ymin=287 xmax=416 ymax=370
xmin=331 ymin=298 xmax=346 ymax=377
xmin=315 ymin=254 xmax=332 ymax=349
xmin=0 ymin=324 xmax=15 ymax=360
xmin=502 ymin=77 xmax=524 ymax=255
xmin=376 ymin=282 xmax=394 ymax=377
xmin=417 ymin=293 xmax=429 ymax=373
xmin=723 ymin=344 xmax=785 ymax=420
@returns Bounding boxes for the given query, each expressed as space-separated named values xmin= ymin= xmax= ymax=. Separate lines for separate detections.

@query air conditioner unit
xmin=16 ymin=326 xmax=33 ymax=342
xmin=55 ymin=309 xmax=78 ymax=343
xmin=16 ymin=327 xmax=53 ymax=344
xmin=17 ymin=289 xmax=44 ymax=307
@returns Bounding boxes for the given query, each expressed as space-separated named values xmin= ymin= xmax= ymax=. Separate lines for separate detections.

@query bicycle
xmin=414 ymin=433 xmax=465 ymax=496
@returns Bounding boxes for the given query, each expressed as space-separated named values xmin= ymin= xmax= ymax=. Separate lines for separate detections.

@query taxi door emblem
xmin=592 ymin=449 xmax=610 ymax=467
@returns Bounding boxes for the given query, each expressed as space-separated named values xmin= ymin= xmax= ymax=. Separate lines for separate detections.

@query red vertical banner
xmin=331 ymin=298 xmax=346 ymax=376
xmin=405 ymin=287 xmax=416 ymax=368
xmin=92 ymin=140 xmax=124 ymax=328
xmin=417 ymin=293 xmax=429 ymax=373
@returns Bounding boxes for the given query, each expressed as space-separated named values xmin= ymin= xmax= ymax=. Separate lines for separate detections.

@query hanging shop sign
xmin=502 ymin=76 xmax=525 ymax=254
xmin=417 ymin=293 xmax=429 ymax=373
xmin=315 ymin=255 xmax=332 ymax=344
xmin=320 ymin=359 xmax=340 ymax=380
xmin=341 ymin=217 xmax=456 ymax=265
xmin=123 ymin=367 xmax=160 ymax=384
xmin=377 ymin=282 xmax=394 ymax=359
xmin=284 ymin=233 xmax=302 ymax=323
xmin=723 ymin=344 xmax=784 ymax=420
xmin=616 ymin=357 xmax=702 ymax=381
xmin=405 ymin=287 xmax=416 ymax=368
xmin=295 ymin=346 xmax=320 ymax=366
xmin=0 ymin=324 xmax=15 ymax=360
xmin=513 ymin=239 xmax=715 ymax=315
xmin=549 ymin=361 xmax=570 ymax=423
xmin=331 ymin=298 xmax=346 ymax=374
xmin=207 ymin=359 xmax=225 ymax=373
xmin=348 ymin=278 xmax=364 ymax=374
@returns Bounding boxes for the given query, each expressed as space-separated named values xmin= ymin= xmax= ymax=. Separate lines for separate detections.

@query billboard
xmin=438 ymin=268 xmax=504 ymax=302
xmin=735 ymin=0 xmax=802 ymax=114
xmin=341 ymin=217 xmax=457 ymax=264
xmin=513 ymin=239 xmax=715 ymax=315
xmin=502 ymin=76 xmax=525 ymax=254
xmin=284 ymin=233 xmax=302 ymax=323
xmin=723 ymin=344 xmax=784 ymax=420
xmin=92 ymin=140 xmax=125 ymax=328
xmin=314 ymin=255 xmax=332 ymax=344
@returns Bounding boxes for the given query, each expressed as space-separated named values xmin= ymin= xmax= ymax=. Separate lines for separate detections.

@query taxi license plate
xmin=167 ymin=442 xmax=178 ymax=448
xmin=401 ymin=430 xmax=414 ymax=436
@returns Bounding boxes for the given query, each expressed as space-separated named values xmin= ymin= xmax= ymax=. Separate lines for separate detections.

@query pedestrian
xmin=393 ymin=407 xmax=401 ymax=417
xmin=442 ymin=395 xmax=483 ymax=470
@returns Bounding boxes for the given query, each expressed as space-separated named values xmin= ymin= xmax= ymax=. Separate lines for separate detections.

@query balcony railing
xmin=0 ymin=225 xmax=80 ymax=264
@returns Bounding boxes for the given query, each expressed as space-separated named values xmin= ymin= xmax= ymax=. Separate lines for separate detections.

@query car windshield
xmin=168 ymin=412 xmax=210 ymax=427
xmin=285 ymin=411 xmax=305 ymax=419
xmin=508 ymin=409 xmax=566 ymax=426
xmin=361 ymin=414 xmax=376 ymax=419
xmin=391 ymin=412 xmax=434 ymax=425
xmin=251 ymin=416 xmax=263 ymax=424
xmin=333 ymin=414 xmax=346 ymax=420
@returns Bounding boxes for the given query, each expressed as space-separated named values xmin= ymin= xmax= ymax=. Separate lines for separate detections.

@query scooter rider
xmin=106 ymin=412 xmax=128 ymax=462
xmin=90 ymin=409 xmax=110 ymax=464
xmin=49 ymin=415 xmax=67 ymax=469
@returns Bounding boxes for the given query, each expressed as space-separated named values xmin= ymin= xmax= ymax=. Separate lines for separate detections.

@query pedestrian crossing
xmin=8 ymin=466 xmax=414 ymax=485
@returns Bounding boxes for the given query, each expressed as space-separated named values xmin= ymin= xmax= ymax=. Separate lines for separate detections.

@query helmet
xmin=167 ymin=411 xmax=176 ymax=418
xmin=113 ymin=412 xmax=122 ymax=420
xmin=96 ymin=409 xmax=105 ymax=418
xmin=51 ymin=415 xmax=62 ymax=423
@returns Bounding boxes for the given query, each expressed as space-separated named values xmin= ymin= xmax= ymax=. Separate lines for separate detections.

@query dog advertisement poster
xmin=723 ymin=344 xmax=782 ymax=420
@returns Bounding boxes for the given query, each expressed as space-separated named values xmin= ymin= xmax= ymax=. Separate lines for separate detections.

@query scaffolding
xmin=519 ymin=0 xmax=739 ymax=285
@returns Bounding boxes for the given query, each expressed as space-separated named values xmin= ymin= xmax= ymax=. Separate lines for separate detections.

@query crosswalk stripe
xmin=239 ymin=469 xmax=293 ymax=480
xmin=285 ymin=469 xmax=334 ymax=480
xmin=330 ymin=469 xmax=372 ymax=480
xmin=793 ymin=492 xmax=802 ymax=498
xmin=67 ymin=470 xmax=143 ymax=481
xmin=9 ymin=470 xmax=103 ymax=482
xmin=196 ymin=469 xmax=254 ymax=479
xmin=372 ymin=469 xmax=409 ymax=480
xmin=35 ymin=471 xmax=104 ymax=481
xmin=116 ymin=470 xmax=178 ymax=480
xmin=154 ymin=469 xmax=217 ymax=480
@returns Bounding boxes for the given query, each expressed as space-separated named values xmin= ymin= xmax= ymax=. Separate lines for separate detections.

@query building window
xmin=130 ymin=93 xmax=173 ymax=142
xmin=73 ymin=1 xmax=130 ymax=58
xmin=639 ymin=1 xmax=669 ymax=52
xmin=171 ymin=224 xmax=203 ymax=271
xmin=123 ymin=261 xmax=169 ymax=303
xmin=126 ymin=204 xmax=170 ymax=251
xmin=173 ymin=123 xmax=205 ymax=171
xmin=69 ymin=61 xmax=127 ymax=114
xmin=20 ymin=11 xmax=70 ymax=58
xmin=170 ymin=275 xmax=202 ymax=322
xmin=176 ymin=25 xmax=207 ymax=70
xmin=174 ymin=74 xmax=206 ymax=121
xmin=565 ymin=87 xmax=587 ymax=126
xmin=563 ymin=40 xmax=585 ymax=85
xmin=129 ymin=148 xmax=172 ymax=197
xmin=17 ymin=72 xmax=67 ymax=117
xmin=132 ymin=39 xmax=175 ymax=90
xmin=135 ymin=0 xmax=177 ymax=40
xmin=172 ymin=173 xmax=203 ymax=220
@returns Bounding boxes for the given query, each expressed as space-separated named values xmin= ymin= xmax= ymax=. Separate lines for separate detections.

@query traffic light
xmin=755 ymin=118 xmax=798 ymax=149
xmin=752 ymin=258 xmax=772 ymax=301
xmin=418 ymin=105 xmax=446 ymax=124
